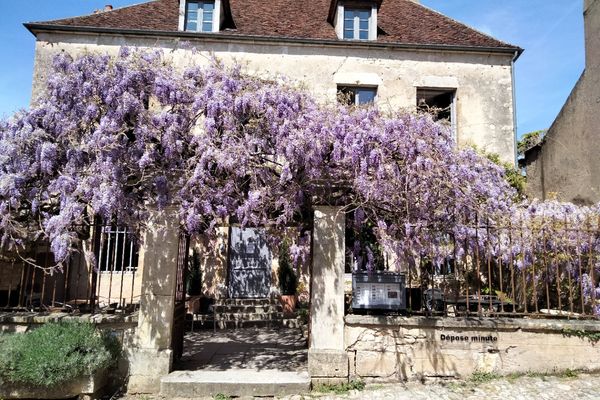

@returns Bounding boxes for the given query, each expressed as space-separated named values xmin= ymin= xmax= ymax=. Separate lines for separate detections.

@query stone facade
xmin=523 ymin=0 xmax=600 ymax=204
xmin=30 ymin=32 xmax=517 ymax=164
xmin=345 ymin=315 xmax=600 ymax=381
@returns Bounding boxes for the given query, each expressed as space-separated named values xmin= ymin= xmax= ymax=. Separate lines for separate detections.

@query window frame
xmin=184 ymin=0 xmax=216 ymax=33
xmin=337 ymin=85 xmax=378 ymax=106
xmin=343 ymin=7 xmax=372 ymax=40
xmin=96 ymin=225 xmax=139 ymax=274
xmin=416 ymin=87 xmax=457 ymax=140
xmin=334 ymin=2 xmax=378 ymax=41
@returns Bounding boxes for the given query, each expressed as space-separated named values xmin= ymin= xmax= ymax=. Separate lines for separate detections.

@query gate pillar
xmin=308 ymin=206 xmax=348 ymax=384
xmin=127 ymin=208 xmax=181 ymax=393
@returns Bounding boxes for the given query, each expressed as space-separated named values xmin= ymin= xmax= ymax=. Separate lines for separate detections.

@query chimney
xmin=104 ymin=4 xmax=114 ymax=11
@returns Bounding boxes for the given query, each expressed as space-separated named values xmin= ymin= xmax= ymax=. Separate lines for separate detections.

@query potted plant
xmin=277 ymin=240 xmax=298 ymax=315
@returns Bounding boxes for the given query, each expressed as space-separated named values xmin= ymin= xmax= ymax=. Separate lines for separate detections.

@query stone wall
xmin=30 ymin=31 xmax=517 ymax=164
xmin=345 ymin=315 xmax=600 ymax=381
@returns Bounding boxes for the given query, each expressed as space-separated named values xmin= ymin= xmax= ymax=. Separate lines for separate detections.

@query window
xmin=96 ymin=226 xmax=139 ymax=273
xmin=185 ymin=1 xmax=215 ymax=32
xmin=338 ymin=86 xmax=377 ymax=106
xmin=417 ymin=88 xmax=457 ymax=136
xmin=343 ymin=8 xmax=372 ymax=40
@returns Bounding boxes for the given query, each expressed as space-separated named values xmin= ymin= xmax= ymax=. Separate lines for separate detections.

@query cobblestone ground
xmin=299 ymin=373 xmax=599 ymax=400
xmin=116 ymin=372 xmax=600 ymax=400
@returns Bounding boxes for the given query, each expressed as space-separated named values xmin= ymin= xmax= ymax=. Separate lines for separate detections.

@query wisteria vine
xmin=1 ymin=49 xmax=599 ymax=313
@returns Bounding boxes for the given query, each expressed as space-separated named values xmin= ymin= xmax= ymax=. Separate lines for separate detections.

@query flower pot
xmin=280 ymin=294 xmax=297 ymax=315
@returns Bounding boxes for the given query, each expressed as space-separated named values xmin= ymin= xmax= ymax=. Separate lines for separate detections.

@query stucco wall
xmin=345 ymin=315 xmax=600 ymax=381
xmin=30 ymin=32 xmax=517 ymax=164
xmin=525 ymin=0 xmax=600 ymax=203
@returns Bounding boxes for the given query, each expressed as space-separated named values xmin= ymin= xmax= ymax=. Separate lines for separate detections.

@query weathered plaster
xmin=345 ymin=315 xmax=600 ymax=381
xmin=30 ymin=32 xmax=516 ymax=164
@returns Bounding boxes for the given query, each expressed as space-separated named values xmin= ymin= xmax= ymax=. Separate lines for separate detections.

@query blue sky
xmin=0 ymin=0 xmax=586 ymax=138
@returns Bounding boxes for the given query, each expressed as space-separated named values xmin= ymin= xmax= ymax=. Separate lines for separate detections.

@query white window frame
xmin=97 ymin=226 xmax=139 ymax=274
xmin=334 ymin=2 xmax=378 ymax=41
xmin=338 ymin=85 xmax=378 ymax=106
xmin=178 ymin=0 xmax=222 ymax=33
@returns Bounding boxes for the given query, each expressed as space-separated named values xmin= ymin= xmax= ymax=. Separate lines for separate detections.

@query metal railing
xmin=354 ymin=219 xmax=600 ymax=319
xmin=0 ymin=224 xmax=141 ymax=314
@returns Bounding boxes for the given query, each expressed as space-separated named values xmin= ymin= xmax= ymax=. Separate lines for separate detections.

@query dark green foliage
xmin=187 ymin=249 xmax=202 ymax=296
xmin=517 ymin=130 xmax=546 ymax=157
xmin=482 ymin=151 xmax=526 ymax=198
xmin=314 ymin=380 xmax=366 ymax=394
xmin=277 ymin=240 xmax=297 ymax=295
xmin=0 ymin=322 xmax=120 ymax=388
xmin=562 ymin=328 xmax=600 ymax=344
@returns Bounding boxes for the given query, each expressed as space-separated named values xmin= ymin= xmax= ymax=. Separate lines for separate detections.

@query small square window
xmin=338 ymin=86 xmax=377 ymax=106
xmin=343 ymin=8 xmax=372 ymax=40
xmin=417 ymin=88 xmax=457 ymax=137
xmin=185 ymin=1 xmax=215 ymax=32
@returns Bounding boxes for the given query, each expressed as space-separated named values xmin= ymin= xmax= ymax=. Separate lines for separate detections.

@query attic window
xmin=331 ymin=1 xmax=378 ymax=41
xmin=343 ymin=8 xmax=371 ymax=40
xmin=183 ymin=0 xmax=216 ymax=32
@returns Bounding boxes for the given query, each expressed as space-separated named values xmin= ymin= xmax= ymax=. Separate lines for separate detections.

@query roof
xmin=25 ymin=0 xmax=522 ymax=54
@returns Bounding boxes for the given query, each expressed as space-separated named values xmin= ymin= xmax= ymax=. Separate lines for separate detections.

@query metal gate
xmin=228 ymin=227 xmax=272 ymax=298
xmin=171 ymin=232 xmax=189 ymax=361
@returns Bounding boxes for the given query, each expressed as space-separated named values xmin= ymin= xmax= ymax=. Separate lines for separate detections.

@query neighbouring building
xmin=523 ymin=0 xmax=600 ymax=204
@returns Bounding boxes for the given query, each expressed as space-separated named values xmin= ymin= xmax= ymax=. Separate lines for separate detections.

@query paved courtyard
xmin=175 ymin=327 xmax=308 ymax=372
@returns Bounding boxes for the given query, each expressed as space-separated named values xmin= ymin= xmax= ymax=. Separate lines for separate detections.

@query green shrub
xmin=277 ymin=240 xmax=297 ymax=295
xmin=314 ymin=380 xmax=366 ymax=394
xmin=0 ymin=322 xmax=120 ymax=388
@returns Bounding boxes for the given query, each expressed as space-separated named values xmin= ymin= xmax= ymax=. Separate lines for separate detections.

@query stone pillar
xmin=127 ymin=209 xmax=180 ymax=393
xmin=308 ymin=206 xmax=348 ymax=384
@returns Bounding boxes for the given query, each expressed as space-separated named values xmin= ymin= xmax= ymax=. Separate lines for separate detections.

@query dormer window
xmin=343 ymin=8 xmax=371 ymax=40
xmin=185 ymin=1 xmax=214 ymax=32
xmin=329 ymin=1 xmax=379 ymax=41
xmin=179 ymin=0 xmax=233 ymax=33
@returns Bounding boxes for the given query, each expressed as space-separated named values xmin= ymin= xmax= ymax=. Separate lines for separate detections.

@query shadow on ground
xmin=175 ymin=327 xmax=308 ymax=372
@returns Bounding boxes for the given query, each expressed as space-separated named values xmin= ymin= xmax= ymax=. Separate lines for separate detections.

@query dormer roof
xmin=25 ymin=0 xmax=522 ymax=55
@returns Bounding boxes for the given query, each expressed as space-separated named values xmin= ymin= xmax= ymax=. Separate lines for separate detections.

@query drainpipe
xmin=511 ymin=50 xmax=519 ymax=166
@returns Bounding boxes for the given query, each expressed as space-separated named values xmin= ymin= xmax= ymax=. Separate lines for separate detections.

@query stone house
xmin=23 ymin=0 xmax=522 ymax=305
xmin=9 ymin=0 xmax=535 ymax=392
xmin=522 ymin=0 xmax=600 ymax=204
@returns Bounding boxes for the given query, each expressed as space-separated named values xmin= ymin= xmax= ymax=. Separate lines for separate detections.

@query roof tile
xmin=29 ymin=0 xmax=520 ymax=51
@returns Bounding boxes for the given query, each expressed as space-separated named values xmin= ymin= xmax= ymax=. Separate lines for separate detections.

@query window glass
xmin=343 ymin=8 xmax=372 ymax=40
xmin=338 ymin=86 xmax=377 ymax=106
xmin=185 ymin=1 xmax=215 ymax=32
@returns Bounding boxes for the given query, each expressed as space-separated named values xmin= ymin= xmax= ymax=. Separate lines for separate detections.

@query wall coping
xmin=0 ymin=311 xmax=138 ymax=325
xmin=345 ymin=314 xmax=600 ymax=333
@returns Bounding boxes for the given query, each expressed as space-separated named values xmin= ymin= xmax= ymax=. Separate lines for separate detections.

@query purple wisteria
xmin=0 ymin=49 xmax=599 ymax=313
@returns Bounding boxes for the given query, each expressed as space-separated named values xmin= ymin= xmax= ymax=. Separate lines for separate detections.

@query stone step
xmin=282 ymin=318 xmax=302 ymax=329
xmin=216 ymin=312 xmax=285 ymax=321
xmin=213 ymin=304 xmax=284 ymax=313
xmin=161 ymin=369 xmax=310 ymax=398
xmin=218 ymin=298 xmax=277 ymax=307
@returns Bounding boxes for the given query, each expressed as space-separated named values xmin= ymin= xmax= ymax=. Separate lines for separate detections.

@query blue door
xmin=228 ymin=227 xmax=272 ymax=298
